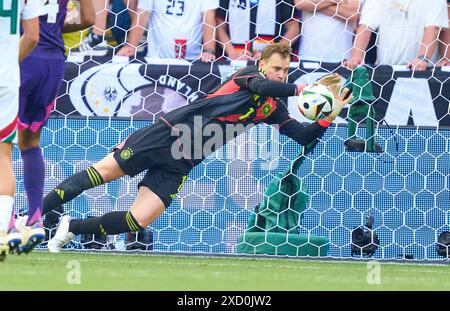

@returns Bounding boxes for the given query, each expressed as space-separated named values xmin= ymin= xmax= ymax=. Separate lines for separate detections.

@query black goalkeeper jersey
xmin=158 ymin=65 xmax=328 ymax=164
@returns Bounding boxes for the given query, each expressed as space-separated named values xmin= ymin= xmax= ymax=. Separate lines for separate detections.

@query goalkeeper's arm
xmin=265 ymin=102 xmax=331 ymax=146
xmin=244 ymin=72 xmax=343 ymax=98
xmin=265 ymin=86 xmax=352 ymax=146
xmin=238 ymin=75 xmax=306 ymax=97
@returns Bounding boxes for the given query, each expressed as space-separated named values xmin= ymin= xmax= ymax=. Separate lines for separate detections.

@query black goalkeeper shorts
xmin=113 ymin=121 xmax=192 ymax=207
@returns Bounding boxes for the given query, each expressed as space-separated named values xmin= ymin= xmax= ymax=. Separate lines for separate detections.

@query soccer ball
xmin=297 ymin=84 xmax=334 ymax=121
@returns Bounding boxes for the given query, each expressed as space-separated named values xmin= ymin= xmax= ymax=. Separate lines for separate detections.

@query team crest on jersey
xmin=261 ymin=103 xmax=272 ymax=116
xmin=252 ymin=97 xmax=277 ymax=121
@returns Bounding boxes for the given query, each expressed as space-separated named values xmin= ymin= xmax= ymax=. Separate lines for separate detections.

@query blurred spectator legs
xmin=73 ymin=0 xmax=111 ymax=56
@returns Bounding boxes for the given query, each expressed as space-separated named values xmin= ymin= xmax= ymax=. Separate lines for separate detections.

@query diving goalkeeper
xmin=43 ymin=43 xmax=352 ymax=252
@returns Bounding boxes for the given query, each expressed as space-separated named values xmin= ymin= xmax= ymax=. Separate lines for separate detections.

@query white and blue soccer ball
xmin=297 ymin=84 xmax=335 ymax=121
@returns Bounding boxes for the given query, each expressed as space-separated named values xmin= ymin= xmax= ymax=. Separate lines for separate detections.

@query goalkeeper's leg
xmin=70 ymin=186 xmax=164 ymax=236
xmin=47 ymin=165 xmax=188 ymax=252
xmin=43 ymin=153 xmax=125 ymax=237
xmin=47 ymin=186 xmax=165 ymax=253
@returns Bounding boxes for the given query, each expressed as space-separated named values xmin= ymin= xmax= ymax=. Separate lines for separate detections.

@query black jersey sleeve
xmin=233 ymin=66 xmax=298 ymax=97
xmin=265 ymin=100 xmax=328 ymax=146
xmin=247 ymin=77 xmax=298 ymax=97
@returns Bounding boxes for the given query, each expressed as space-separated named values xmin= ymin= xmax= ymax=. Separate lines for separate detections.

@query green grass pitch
xmin=0 ymin=252 xmax=449 ymax=290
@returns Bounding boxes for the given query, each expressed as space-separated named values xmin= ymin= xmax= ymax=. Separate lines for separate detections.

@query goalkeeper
xmin=43 ymin=43 xmax=352 ymax=252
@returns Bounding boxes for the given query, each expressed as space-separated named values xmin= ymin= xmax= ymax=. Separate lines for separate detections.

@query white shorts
xmin=0 ymin=87 xmax=19 ymax=144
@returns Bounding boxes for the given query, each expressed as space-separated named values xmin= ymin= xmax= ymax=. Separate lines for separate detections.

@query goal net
xmin=12 ymin=0 xmax=450 ymax=261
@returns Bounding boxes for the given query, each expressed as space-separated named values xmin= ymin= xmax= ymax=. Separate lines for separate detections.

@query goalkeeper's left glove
xmin=296 ymin=73 xmax=342 ymax=96
xmin=316 ymin=73 xmax=343 ymax=87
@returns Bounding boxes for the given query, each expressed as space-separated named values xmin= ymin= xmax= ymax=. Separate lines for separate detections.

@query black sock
xmin=69 ymin=211 xmax=144 ymax=236
xmin=43 ymin=166 xmax=104 ymax=215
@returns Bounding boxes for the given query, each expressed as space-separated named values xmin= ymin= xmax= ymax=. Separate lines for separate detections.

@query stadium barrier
xmin=56 ymin=58 xmax=450 ymax=127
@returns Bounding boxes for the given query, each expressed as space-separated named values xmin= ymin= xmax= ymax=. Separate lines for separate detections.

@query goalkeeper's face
xmin=259 ymin=53 xmax=290 ymax=83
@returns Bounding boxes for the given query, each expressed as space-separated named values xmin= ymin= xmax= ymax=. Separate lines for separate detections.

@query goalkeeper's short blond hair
xmin=260 ymin=43 xmax=292 ymax=61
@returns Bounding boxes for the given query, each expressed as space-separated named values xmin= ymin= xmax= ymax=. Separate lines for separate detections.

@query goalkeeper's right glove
xmin=323 ymin=84 xmax=354 ymax=123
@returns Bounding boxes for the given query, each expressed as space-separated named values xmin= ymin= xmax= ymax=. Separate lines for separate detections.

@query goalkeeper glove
xmin=321 ymin=84 xmax=353 ymax=123
xmin=316 ymin=73 xmax=343 ymax=87
xmin=296 ymin=73 xmax=341 ymax=96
